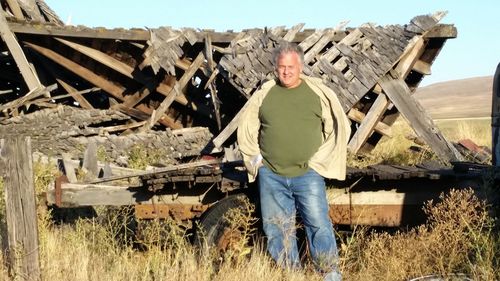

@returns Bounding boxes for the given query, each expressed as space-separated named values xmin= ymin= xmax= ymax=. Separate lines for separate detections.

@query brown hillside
xmin=414 ymin=76 xmax=493 ymax=119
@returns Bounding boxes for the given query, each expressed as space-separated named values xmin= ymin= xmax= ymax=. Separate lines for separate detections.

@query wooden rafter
xmin=0 ymin=10 xmax=41 ymax=91
xmin=55 ymin=37 xmax=211 ymax=117
xmin=379 ymin=73 xmax=463 ymax=162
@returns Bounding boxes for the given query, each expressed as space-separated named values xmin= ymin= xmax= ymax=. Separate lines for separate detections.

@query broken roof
xmin=0 ymin=0 xmax=463 ymax=164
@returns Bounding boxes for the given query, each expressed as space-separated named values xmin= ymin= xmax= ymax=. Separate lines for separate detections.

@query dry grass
xmin=340 ymin=188 xmax=499 ymax=281
xmin=0 ymin=186 xmax=495 ymax=281
xmin=0 ymin=118 xmax=498 ymax=281
xmin=348 ymin=119 xmax=437 ymax=168
xmin=436 ymin=118 xmax=492 ymax=147
xmin=349 ymin=118 xmax=492 ymax=168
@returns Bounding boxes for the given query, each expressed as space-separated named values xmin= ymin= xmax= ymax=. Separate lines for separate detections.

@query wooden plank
xmin=99 ymin=121 xmax=147 ymax=134
xmin=204 ymin=33 xmax=221 ymax=129
xmin=303 ymin=29 xmax=335 ymax=64
xmin=61 ymin=153 xmax=78 ymax=183
xmin=56 ymin=78 xmax=94 ymax=109
xmin=0 ymin=11 xmax=41 ymax=91
xmin=348 ymin=93 xmax=389 ymax=153
xmin=412 ymin=59 xmax=431 ymax=75
xmin=46 ymin=183 xmax=204 ymax=206
xmin=17 ymin=0 xmax=44 ymax=21
xmin=347 ymin=108 xmax=392 ymax=137
xmin=282 ymin=23 xmax=305 ymax=41
xmin=1 ymin=136 xmax=41 ymax=281
xmin=394 ymin=37 xmax=426 ymax=78
xmin=55 ymin=37 xmax=138 ymax=77
xmin=33 ymin=51 xmax=95 ymax=109
xmin=6 ymin=0 xmax=25 ymax=20
xmin=9 ymin=21 xmax=151 ymax=40
xmin=24 ymin=41 xmax=182 ymax=129
xmin=298 ymin=29 xmax=324 ymax=51
xmin=82 ymin=141 xmax=98 ymax=180
xmin=423 ymin=24 xmax=457 ymax=39
xmin=379 ymin=74 xmax=463 ymax=163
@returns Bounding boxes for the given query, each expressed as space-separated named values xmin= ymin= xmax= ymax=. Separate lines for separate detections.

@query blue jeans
xmin=258 ymin=166 xmax=340 ymax=276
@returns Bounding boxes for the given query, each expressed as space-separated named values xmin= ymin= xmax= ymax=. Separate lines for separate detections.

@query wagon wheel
xmin=194 ymin=194 xmax=258 ymax=254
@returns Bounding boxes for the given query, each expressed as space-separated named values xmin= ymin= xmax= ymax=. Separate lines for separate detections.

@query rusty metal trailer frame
xmin=48 ymin=160 xmax=488 ymax=227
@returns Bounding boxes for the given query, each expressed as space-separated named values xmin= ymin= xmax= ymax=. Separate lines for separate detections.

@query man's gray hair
xmin=272 ymin=41 xmax=305 ymax=67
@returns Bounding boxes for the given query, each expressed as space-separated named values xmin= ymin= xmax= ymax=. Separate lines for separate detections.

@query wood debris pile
xmin=0 ymin=0 xmax=465 ymax=167
xmin=0 ymin=105 xmax=212 ymax=165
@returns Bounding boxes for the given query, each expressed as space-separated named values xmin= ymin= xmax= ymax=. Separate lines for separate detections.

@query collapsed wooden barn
xmin=0 ymin=0 xmax=479 ymax=228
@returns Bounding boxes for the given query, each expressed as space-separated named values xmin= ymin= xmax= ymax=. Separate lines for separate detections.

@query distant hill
xmin=414 ymin=76 xmax=493 ymax=120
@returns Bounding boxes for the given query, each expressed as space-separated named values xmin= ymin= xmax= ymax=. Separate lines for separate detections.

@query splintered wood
xmin=0 ymin=2 xmax=462 ymax=163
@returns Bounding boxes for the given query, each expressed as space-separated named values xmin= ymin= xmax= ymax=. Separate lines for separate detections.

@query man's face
xmin=276 ymin=51 xmax=303 ymax=89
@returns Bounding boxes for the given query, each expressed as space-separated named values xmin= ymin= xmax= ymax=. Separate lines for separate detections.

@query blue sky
xmin=45 ymin=0 xmax=499 ymax=86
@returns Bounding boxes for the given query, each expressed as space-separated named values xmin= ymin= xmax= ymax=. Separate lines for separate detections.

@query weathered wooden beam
xmin=0 ymin=10 xmax=42 ymax=91
xmin=379 ymin=74 xmax=463 ymax=163
xmin=1 ymin=136 xmax=41 ymax=281
xmin=17 ymin=0 xmax=43 ymax=22
xmin=9 ymin=21 xmax=345 ymax=43
xmin=395 ymin=37 xmax=426 ymax=79
xmin=5 ymin=0 xmax=25 ymax=20
xmin=56 ymin=78 xmax=94 ymax=109
xmin=46 ymin=183 xmax=203 ymax=206
xmin=9 ymin=21 xmax=151 ymax=40
xmin=348 ymin=93 xmax=389 ymax=153
xmin=282 ymin=23 xmax=305 ymax=42
xmin=98 ymin=121 xmax=147 ymax=135
xmin=204 ymin=33 xmax=222 ymax=130
xmin=25 ymin=42 xmax=124 ymax=100
xmin=412 ymin=59 xmax=431 ymax=75
xmin=61 ymin=153 xmax=78 ymax=183
xmin=347 ymin=108 xmax=392 ymax=137
xmin=423 ymin=24 xmax=457 ymax=39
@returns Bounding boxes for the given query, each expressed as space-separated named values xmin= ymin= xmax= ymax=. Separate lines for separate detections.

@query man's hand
xmin=251 ymin=154 xmax=263 ymax=168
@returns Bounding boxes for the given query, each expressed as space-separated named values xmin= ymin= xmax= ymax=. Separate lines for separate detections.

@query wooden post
xmin=1 ymin=137 xmax=41 ymax=281
xmin=492 ymin=62 xmax=500 ymax=166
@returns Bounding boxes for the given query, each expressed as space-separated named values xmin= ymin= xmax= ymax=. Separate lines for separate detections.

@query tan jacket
xmin=237 ymin=75 xmax=351 ymax=182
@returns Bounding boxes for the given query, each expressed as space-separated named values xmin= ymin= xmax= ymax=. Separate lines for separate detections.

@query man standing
xmin=237 ymin=42 xmax=350 ymax=280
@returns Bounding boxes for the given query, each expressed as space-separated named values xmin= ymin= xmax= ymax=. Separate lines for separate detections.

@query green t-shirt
xmin=259 ymin=81 xmax=322 ymax=177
